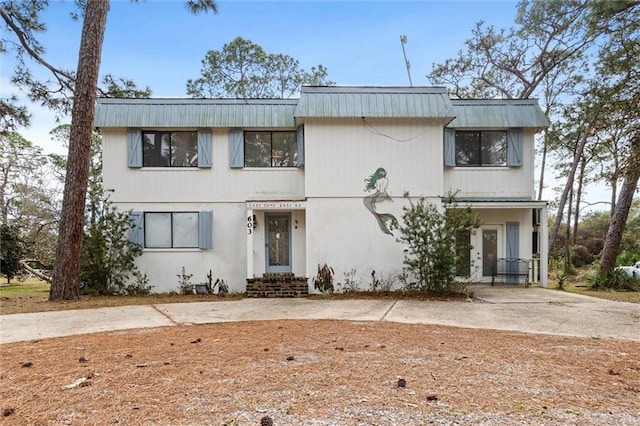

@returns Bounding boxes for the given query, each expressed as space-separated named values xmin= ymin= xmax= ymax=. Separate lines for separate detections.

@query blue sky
xmin=6 ymin=0 xmax=617 ymax=209
xmin=2 ymin=0 xmax=521 ymax=154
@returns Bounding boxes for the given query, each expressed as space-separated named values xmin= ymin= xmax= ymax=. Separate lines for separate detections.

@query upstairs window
xmin=244 ymin=131 xmax=297 ymax=167
xmin=143 ymin=131 xmax=198 ymax=167
xmin=455 ymin=131 xmax=507 ymax=167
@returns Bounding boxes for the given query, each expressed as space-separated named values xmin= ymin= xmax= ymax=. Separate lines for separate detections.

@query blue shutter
xmin=128 ymin=211 xmax=144 ymax=247
xmin=127 ymin=129 xmax=142 ymax=168
xmin=228 ymin=130 xmax=244 ymax=168
xmin=198 ymin=210 xmax=213 ymax=249
xmin=296 ymin=125 xmax=304 ymax=167
xmin=507 ymin=129 xmax=523 ymax=167
xmin=197 ymin=130 xmax=212 ymax=168
xmin=444 ymin=128 xmax=456 ymax=167
xmin=506 ymin=222 xmax=520 ymax=283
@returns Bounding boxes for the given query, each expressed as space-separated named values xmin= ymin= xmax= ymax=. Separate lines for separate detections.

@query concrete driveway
xmin=1 ymin=285 xmax=638 ymax=344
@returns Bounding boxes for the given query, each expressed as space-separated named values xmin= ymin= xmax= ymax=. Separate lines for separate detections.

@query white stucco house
xmin=95 ymin=86 xmax=549 ymax=295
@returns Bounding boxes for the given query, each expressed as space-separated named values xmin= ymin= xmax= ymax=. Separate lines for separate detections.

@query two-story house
xmin=95 ymin=86 xmax=549 ymax=295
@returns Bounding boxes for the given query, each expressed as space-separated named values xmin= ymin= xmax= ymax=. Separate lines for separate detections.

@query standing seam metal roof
xmin=447 ymin=99 xmax=549 ymax=128
xmin=293 ymin=86 xmax=456 ymax=119
xmin=94 ymin=98 xmax=298 ymax=128
xmin=94 ymin=89 xmax=548 ymax=129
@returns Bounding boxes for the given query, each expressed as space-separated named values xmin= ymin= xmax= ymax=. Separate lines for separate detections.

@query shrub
xmin=571 ymin=245 xmax=593 ymax=268
xmin=125 ymin=272 xmax=154 ymax=296
xmin=313 ymin=263 xmax=334 ymax=295
xmin=177 ymin=266 xmax=194 ymax=295
xmin=336 ymin=268 xmax=359 ymax=293
xmin=590 ymin=269 xmax=640 ymax=292
xmin=393 ymin=195 xmax=481 ymax=293
xmin=79 ymin=203 xmax=143 ymax=295
xmin=369 ymin=270 xmax=397 ymax=292
xmin=616 ymin=250 xmax=640 ymax=267
xmin=0 ymin=224 xmax=25 ymax=284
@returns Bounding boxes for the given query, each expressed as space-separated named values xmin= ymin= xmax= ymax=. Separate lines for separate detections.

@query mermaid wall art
xmin=363 ymin=167 xmax=398 ymax=236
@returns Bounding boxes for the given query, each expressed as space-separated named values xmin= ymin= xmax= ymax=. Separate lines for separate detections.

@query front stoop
xmin=246 ymin=273 xmax=309 ymax=298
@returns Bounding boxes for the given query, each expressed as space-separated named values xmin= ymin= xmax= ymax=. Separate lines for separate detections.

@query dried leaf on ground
xmin=1 ymin=320 xmax=639 ymax=425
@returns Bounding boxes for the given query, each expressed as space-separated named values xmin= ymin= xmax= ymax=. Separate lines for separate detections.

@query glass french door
xmin=482 ymin=228 xmax=499 ymax=277
xmin=265 ymin=213 xmax=292 ymax=273
xmin=469 ymin=226 xmax=502 ymax=281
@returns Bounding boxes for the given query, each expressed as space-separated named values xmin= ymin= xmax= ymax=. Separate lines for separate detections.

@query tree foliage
xmin=0 ymin=0 xmax=152 ymax=127
xmin=186 ymin=37 xmax=334 ymax=99
xmin=0 ymin=223 xmax=25 ymax=283
xmin=0 ymin=132 xmax=61 ymax=265
xmin=394 ymin=196 xmax=481 ymax=293
xmin=428 ymin=0 xmax=593 ymax=234
xmin=558 ymin=199 xmax=640 ymax=268
xmin=428 ymin=0 xmax=640 ymax=273
xmin=48 ymin=123 xmax=143 ymax=295
xmin=79 ymin=201 xmax=143 ymax=295
xmin=48 ymin=125 xmax=103 ymax=227
xmin=428 ymin=0 xmax=591 ymax=100
xmin=0 ymin=1 xmax=217 ymax=300
xmin=590 ymin=3 xmax=640 ymax=275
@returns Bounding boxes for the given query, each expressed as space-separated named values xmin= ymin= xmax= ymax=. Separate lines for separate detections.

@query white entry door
xmin=471 ymin=226 xmax=503 ymax=282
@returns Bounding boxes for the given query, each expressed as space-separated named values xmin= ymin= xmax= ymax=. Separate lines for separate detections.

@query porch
xmin=452 ymin=199 xmax=548 ymax=288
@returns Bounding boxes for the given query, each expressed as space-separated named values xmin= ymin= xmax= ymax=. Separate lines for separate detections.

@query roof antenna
xmin=400 ymin=35 xmax=413 ymax=87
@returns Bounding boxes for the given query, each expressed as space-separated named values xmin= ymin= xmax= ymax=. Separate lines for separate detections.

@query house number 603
xmin=247 ymin=216 xmax=254 ymax=234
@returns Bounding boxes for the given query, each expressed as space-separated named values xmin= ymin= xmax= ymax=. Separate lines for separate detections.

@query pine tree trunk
xmin=598 ymin=151 xmax=640 ymax=275
xmin=537 ymin=131 xmax=549 ymax=201
xmin=572 ymin=157 xmax=586 ymax=244
xmin=548 ymin=124 xmax=592 ymax=250
xmin=49 ymin=1 xmax=109 ymax=300
xmin=610 ymin=179 xmax=617 ymax=218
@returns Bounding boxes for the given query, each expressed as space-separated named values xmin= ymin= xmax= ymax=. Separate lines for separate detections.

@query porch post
xmin=540 ymin=205 xmax=549 ymax=288
xmin=246 ymin=209 xmax=254 ymax=280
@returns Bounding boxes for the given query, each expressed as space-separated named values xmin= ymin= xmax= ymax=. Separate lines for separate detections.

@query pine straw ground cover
xmin=1 ymin=320 xmax=639 ymax=425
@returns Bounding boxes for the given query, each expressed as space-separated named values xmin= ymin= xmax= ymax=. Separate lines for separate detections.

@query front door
xmin=482 ymin=228 xmax=499 ymax=277
xmin=471 ymin=226 xmax=502 ymax=282
xmin=265 ymin=213 xmax=292 ymax=273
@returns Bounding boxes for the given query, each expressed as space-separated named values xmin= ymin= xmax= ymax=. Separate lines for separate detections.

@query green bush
xmin=590 ymin=269 xmax=640 ymax=292
xmin=571 ymin=244 xmax=593 ymax=268
xmin=616 ymin=250 xmax=640 ymax=267
xmin=393 ymin=195 xmax=481 ymax=293
xmin=79 ymin=203 xmax=143 ymax=295
xmin=0 ymin=224 xmax=25 ymax=284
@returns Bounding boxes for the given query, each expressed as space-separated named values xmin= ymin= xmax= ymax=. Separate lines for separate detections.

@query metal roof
xmin=447 ymin=99 xmax=549 ymax=129
xmin=94 ymin=91 xmax=549 ymax=129
xmin=294 ymin=86 xmax=456 ymax=120
xmin=95 ymin=98 xmax=298 ymax=128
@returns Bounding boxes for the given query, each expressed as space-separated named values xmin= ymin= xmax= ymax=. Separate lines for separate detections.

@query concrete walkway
xmin=1 ymin=285 xmax=638 ymax=344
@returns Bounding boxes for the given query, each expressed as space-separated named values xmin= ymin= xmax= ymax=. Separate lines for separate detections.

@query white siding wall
xmin=102 ymin=129 xmax=305 ymax=204
xmin=443 ymin=130 xmax=537 ymax=198
xmin=305 ymin=198 xmax=411 ymax=291
xmin=102 ymin=127 xmax=307 ymax=293
xmin=114 ymin=201 xmax=247 ymax=293
xmin=302 ymin=118 xmax=447 ymax=290
xmin=304 ymin=119 xmax=444 ymax=198
xmin=102 ymin=118 xmax=541 ymax=293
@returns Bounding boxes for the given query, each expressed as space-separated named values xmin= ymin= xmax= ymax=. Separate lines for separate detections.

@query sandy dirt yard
xmin=1 ymin=320 xmax=639 ymax=425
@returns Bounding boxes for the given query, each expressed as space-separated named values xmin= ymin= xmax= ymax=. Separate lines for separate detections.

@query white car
xmin=617 ymin=261 xmax=640 ymax=278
